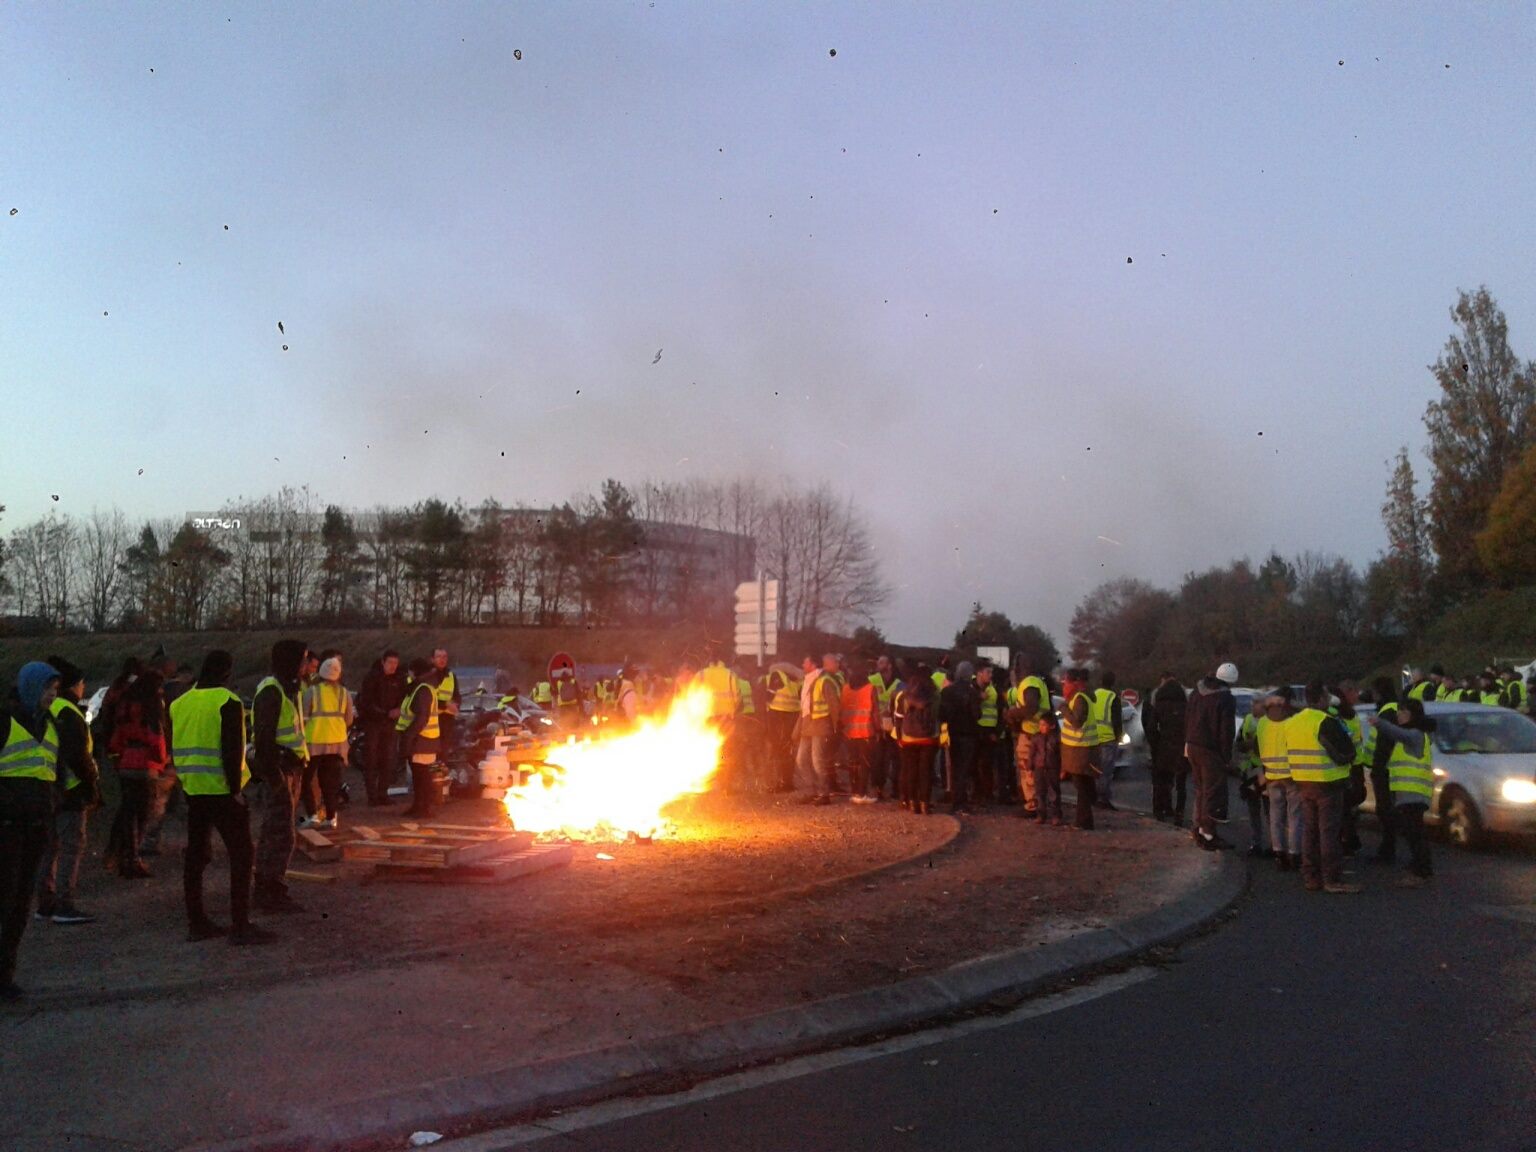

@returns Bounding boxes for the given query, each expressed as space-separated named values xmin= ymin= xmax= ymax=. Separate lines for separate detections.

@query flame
xmin=503 ymin=684 xmax=725 ymax=841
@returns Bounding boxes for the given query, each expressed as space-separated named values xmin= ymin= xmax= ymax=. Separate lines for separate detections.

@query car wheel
xmin=1443 ymin=789 xmax=1484 ymax=850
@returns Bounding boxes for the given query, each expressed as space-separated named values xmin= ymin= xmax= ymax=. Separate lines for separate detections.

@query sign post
xmin=734 ymin=577 xmax=780 ymax=666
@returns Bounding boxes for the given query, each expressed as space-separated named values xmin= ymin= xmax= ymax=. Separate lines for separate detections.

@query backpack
xmin=901 ymin=685 xmax=937 ymax=740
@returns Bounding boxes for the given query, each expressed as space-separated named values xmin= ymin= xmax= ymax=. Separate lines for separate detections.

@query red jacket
xmin=109 ymin=700 xmax=169 ymax=779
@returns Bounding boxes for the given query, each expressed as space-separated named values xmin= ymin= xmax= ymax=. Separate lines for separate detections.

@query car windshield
xmin=1432 ymin=711 xmax=1536 ymax=755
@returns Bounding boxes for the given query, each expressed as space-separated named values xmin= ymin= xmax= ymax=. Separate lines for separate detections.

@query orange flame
xmin=502 ymin=685 xmax=724 ymax=841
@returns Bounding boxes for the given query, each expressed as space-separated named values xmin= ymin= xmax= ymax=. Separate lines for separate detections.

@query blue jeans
xmin=1266 ymin=778 xmax=1303 ymax=856
xmin=810 ymin=735 xmax=837 ymax=798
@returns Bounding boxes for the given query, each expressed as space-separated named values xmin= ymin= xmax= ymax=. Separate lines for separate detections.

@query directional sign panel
xmin=735 ymin=579 xmax=780 ymax=663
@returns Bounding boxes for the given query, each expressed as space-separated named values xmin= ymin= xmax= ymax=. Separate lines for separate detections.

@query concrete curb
xmin=191 ymin=843 xmax=1247 ymax=1152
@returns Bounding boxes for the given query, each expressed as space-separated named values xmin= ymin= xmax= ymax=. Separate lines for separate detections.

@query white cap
xmin=1215 ymin=662 xmax=1239 ymax=685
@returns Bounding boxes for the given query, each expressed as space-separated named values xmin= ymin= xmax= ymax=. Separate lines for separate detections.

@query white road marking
xmin=432 ymin=967 xmax=1157 ymax=1150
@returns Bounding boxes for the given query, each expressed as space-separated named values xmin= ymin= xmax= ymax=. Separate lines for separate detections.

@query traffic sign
xmin=735 ymin=577 xmax=780 ymax=666
xmin=1121 ymin=688 xmax=1141 ymax=708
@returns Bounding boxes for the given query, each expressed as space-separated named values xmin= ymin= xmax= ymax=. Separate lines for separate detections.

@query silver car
xmin=1360 ymin=702 xmax=1536 ymax=849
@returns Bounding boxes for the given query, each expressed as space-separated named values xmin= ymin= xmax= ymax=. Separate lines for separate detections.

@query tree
xmin=404 ymin=499 xmax=467 ymax=625
xmin=954 ymin=603 xmax=1060 ymax=672
xmin=578 ymin=479 xmax=644 ymax=624
xmin=120 ymin=524 xmax=163 ymax=627
xmin=163 ymin=524 xmax=230 ymax=629
xmin=318 ymin=505 xmax=367 ymax=620
xmin=848 ymin=624 xmax=888 ymax=658
xmin=1068 ymin=579 xmax=1175 ymax=677
xmin=1423 ymin=287 xmax=1536 ymax=597
xmin=78 ymin=506 xmax=130 ymax=630
xmin=1379 ymin=448 xmax=1435 ymax=634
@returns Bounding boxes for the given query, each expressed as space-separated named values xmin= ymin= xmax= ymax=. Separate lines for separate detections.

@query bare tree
xmin=76 ymin=506 xmax=130 ymax=630
xmin=7 ymin=513 xmax=77 ymax=629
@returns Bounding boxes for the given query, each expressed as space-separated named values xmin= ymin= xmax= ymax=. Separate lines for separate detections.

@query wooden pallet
xmin=369 ymin=842 xmax=573 ymax=884
xmin=341 ymin=826 xmax=530 ymax=868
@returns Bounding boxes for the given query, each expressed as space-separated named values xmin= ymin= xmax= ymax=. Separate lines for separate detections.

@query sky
xmin=3 ymin=2 xmax=1535 ymax=647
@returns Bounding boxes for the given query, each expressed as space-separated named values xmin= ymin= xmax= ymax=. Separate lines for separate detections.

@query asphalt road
xmin=469 ymin=769 xmax=1536 ymax=1152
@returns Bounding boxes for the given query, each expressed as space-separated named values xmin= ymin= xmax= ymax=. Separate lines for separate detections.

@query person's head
xmin=302 ymin=651 xmax=321 ymax=678
xmin=319 ymin=655 xmax=343 ymax=683
xmin=433 ymin=648 xmax=449 ymax=670
xmin=976 ymin=664 xmax=993 ymax=687
xmin=1014 ymin=655 xmax=1035 ymax=678
xmin=1214 ymin=662 xmax=1239 ymax=687
xmin=125 ymin=668 xmax=165 ymax=711
xmin=1429 ymin=663 xmax=1445 ymax=680
xmin=954 ymin=660 xmax=974 ymax=682
xmin=1371 ymin=676 xmax=1397 ymax=705
xmin=1408 ymin=666 xmax=1426 ymax=685
xmin=381 ymin=648 xmax=400 ymax=676
xmin=1158 ymin=669 xmax=1176 ymax=687
xmin=46 ymin=656 xmax=86 ymax=702
xmin=1250 ymin=696 xmax=1266 ymax=717
xmin=876 ymin=654 xmax=893 ymax=678
xmin=1395 ymin=696 xmax=1437 ymax=732
xmin=1480 ymin=669 xmax=1497 ymax=688
xmin=937 ymin=654 xmax=952 ymax=671
xmin=174 ymin=662 xmax=194 ymax=682
xmin=271 ymin=639 xmax=310 ymax=683
xmin=197 ymin=649 xmax=234 ymax=687
xmin=822 ymin=652 xmax=841 ymax=675
xmin=1100 ymin=669 xmax=1116 ymax=690
xmin=1264 ymin=687 xmax=1293 ymax=719
xmin=846 ymin=660 xmax=869 ymax=688
xmin=1337 ymin=679 xmax=1360 ymax=705
xmin=801 ymin=654 xmax=817 ymax=674
xmin=1304 ymin=680 xmax=1329 ymax=708
xmin=915 ymin=661 xmax=932 ymax=681
xmin=116 ymin=655 xmax=144 ymax=687
xmin=16 ymin=662 xmax=60 ymax=717
xmin=409 ymin=656 xmax=434 ymax=680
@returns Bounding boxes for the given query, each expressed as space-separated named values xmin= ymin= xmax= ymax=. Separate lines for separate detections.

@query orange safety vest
xmin=840 ymin=682 xmax=876 ymax=739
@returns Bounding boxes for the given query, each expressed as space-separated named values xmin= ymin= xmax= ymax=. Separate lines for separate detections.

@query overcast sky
xmin=4 ymin=2 xmax=1534 ymax=646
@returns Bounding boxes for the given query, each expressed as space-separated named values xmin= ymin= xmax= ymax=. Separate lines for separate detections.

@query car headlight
xmin=1119 ymin=733 xmax=1131 ymax=745
xmin=1500 ymin=778 xmax=1536 ymax=804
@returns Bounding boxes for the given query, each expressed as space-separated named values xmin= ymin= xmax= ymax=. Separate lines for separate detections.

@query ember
xmin=503 ymin=685 xmax=724 ymax=841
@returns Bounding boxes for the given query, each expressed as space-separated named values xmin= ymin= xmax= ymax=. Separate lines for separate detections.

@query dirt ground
xmin=3 ymin=776 xmax=1212 ymax=1152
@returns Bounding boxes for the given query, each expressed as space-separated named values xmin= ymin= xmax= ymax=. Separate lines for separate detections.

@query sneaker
xmin=229 ymin=924 xmax=279 ymax=947
xmin=1323 ymin=882 xmax=1362 ymax=895
xmin=317 ymin=816 xmax=339 ymax=830
xmin=296 ymin=815 xmax=322 ymax=830
xmin=51 ymin=906 xmax=96 ymax=926
xmin=187 ymin=919 xmax=228 ymax=942
xmin=33 ymin=903 xmax=54 ymax=922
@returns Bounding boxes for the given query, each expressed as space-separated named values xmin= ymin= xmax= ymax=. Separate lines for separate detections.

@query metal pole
xmin=757 ymin=571 xmax=766 ymax=669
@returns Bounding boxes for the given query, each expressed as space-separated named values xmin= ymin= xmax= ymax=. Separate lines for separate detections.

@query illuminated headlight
xmin=1119 ymin=733 xmax=1131 ymax=746
xmin=1500 ymin=778 xmax=1536 ymax=804
xmin=538 ymin=717 xmax=554 ymax=727
xmin=1432 ymin=767 xmax=1448 ymax=778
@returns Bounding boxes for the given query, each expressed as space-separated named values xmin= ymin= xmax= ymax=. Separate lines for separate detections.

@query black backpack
xmin=901 ymin=685 xmax=937 ymax=740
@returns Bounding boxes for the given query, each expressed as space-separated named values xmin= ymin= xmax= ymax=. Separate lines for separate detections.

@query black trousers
xmin=1071 ymin=773 xmax=1097 ymax=829
xmin=766 ymin=711 xmax=798 ymax=790
xmin=899 ymin=744 xmax=934 ymax=807
xmin=303 ymin=754 xmax=346 ymax=818
xmin=1151 ymin=749 xmax=1189 ymax=819
xmin=107 ymin=775 xmax=152 ymax=868
xmin=1371 ymin=768 xmax=1397 ymax=860
xmin=363 ymin=722 xmax=397 ymax=804
xmin=948 ymin=736 xmax=978 ymax=810
xmin=184 ymin=793 xmax=253 ymax=930
xmin=0 ymin=814 xmax=49 ymax=985
xmin=1396 ymin=800 xmax=1433 ymax=876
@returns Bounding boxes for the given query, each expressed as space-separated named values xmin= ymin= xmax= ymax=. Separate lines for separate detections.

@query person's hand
xmin=1367 ymin=714 xmax=1380 ymax=728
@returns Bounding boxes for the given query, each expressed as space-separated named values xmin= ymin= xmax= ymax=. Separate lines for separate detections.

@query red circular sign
xmin=1121 ymin=688 xmax=1141 ymax=708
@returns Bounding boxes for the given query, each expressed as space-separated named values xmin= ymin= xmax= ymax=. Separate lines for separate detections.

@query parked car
xmin=1360 ymin=702 xmax=1536 ymax=849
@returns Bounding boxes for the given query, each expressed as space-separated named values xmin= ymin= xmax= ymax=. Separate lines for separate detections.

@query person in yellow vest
xmin=931 ymin=656 xmax=952 ymax=800
xmin=893 ymin=664 xmax=940 ymax=814
xmin=696 ymin=652 xmax=739 ymax=789
xmin=1006 ymin=661 xmax=1060 ymax=825
xmin=553 ymin=674 xmax=585 ymax=729
xmin=1 ymin=662 xmax=63 ymax=998
xmin=1285 ymin=681 xmax=1361 ymax=893
xmin=613 ymin=665 xmax=641 ymax=726
xmin=974 ymin=664 xmax=1001 ymax=804
xmin=34 ymin=657 xmax=101 ymax=926
xmin=1405 ymin=667 xmax=1436 ymax=703
xmin=251 ymin=639 xmax=311 ymax=913
xmin=301 ymin=653 xmax=354 ymax=831
xmin=168 ymin=649 xmax=275 ymax=945
xmin=398 ymin=657 xmax=442 ymax=818
xmin=803 ymin=653 xmax=842 ymax=804
xmin=762 ymin=662 xmax=803 ymax=793
xmin=1235 ymin=695 xmax=1267 ymax=858
xmin=869 ymin=655 xmax=903 ymax=800
xmin=1091 ymin=670 xmax=1122 ymax=811
xmin=1256 ymin=688 xmax=1300 ymax=871
xmin=841 ymin=662 xmax=880 ymax=802
xmin=1058 ymin=669 xmax=1100 ymax=829
xmin=732 ymin=661 xmax=762 ymax=790
xmin=431 ymin=648 xmax=461 ymax=755
xmin=532 ymin=679 xmax=554 ymax=709
xmin=1332 ymin=680 xmax=1368 ymax=857
xmin=1368 ymin=697 xmax=1437 ymax=886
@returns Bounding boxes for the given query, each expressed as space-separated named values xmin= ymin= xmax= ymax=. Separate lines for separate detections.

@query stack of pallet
xmin=337 ymin=823 xmax=572 ymax=884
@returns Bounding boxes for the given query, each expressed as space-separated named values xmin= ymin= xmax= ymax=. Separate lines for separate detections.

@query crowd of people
xmin=3 ymin=637 xmax=1530 ymax=1002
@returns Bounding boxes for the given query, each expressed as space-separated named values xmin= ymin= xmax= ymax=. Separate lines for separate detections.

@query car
xmin=1359 ymin=702 xmax=1536 ymax=849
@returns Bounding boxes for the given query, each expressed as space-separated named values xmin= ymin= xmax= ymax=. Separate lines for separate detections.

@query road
xmin=441 ymin=769 xmax=1536 ymax=1152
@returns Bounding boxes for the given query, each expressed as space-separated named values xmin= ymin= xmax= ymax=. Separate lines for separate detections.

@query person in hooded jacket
xmin=1185 ymin=662 xmax=1238 ymax=850
xmin=1141 ymin=672 xmax=1190 ymax=823
xmin=251 ymin=639 xmax=310 ymax=913
xmin=35 ymin=657 xmax=102 ymax=925
xmin=105 ymin=669 xmax=168 ymax=877
xmin=0 ymin=662 xmax=61 ymax=1000
xmin=357 ymin=649 xmax=408 ymax=806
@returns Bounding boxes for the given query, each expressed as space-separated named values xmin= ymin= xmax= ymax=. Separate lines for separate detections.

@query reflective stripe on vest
xmin=255 ymin=677 xmax=308 ymax=758
xmin=169 ymin=687 xmax=249 ymax=795
xmin=396 ymin=682 xmax=441 ymax=739
xmin=50 ymin=696 xmax=91 ymax=789
xmin=435 ymin=670 xmax=456 ymax=707
xmin=1060 ymin=693 xmax=1094 ymax=748
xmin=978 ymin=684 xmax=999 ymax=729
xmin=1386 ymin=736 xmax=1435 ymax=799
xmin=766 ymin=670 xmax=801 ymax=713
xmin=303 ymin=680 xmax=350 ymax=745
xmin=0 ymin=715 xmax=56 ymax=782
xmin=810 ymin=675 xmax=834 ymax=721
xmin=841 ymin=683 xmax=875 ymax=739
xmin=1257 ymin=715 xmax=1289 ymax=780
xmin=736 ymin=677 xmax=756 ymax=716
xmin=1285 ymin=709 xmax=1348 ymax=783
xmin=532 ymin=681 xmax=553 ymax=705
xmin=1091 ymin=689 xmax=1116 ymax=745
xmin=1018 ymin=677 xmax=1053 ymax=734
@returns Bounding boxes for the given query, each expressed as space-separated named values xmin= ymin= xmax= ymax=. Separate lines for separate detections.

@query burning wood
xmin=503 ymin=685 xmax=724 ymax=841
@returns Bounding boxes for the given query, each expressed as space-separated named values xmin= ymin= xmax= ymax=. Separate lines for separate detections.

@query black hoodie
xmin=1184 ymin=677 xmax=1235 ymax=762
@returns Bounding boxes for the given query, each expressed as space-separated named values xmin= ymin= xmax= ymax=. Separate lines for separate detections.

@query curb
xmin=190 ymin=842 xmax=1247 ymax=1152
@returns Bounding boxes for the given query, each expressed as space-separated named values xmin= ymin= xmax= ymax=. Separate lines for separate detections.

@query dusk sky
xmin=4 ymin=2 xmax=1534 ymax=646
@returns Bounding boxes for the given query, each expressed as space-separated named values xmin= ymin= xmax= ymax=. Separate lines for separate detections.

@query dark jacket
xmin=52 ymin=697 xmax=101 ymax=810
xmin=1185 ymin=678 xmax=1235 ymax=763
xmin=940 ymin=679 xmax=982 ymax=739
xmin=1143 ymin=680 xmax=1188 ymax=759
xmin=358 ymin=660 xmax=408 ymax=724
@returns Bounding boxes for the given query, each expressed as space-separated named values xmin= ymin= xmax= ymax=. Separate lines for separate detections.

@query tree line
xmin=1069 ymin=286 xmax=1536 ymax=687
xmin=0 ymin=477 xmax=888 ymax=636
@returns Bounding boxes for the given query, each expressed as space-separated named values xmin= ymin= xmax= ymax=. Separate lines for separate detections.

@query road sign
xmin=1121 ymin=688 xmax=1141 ymax=708
xmin=735 ymin=581 xmax=779 ymax=609
xmin=735 ymin=637 xmax=779 ymax=658
xmin=547 ymin=652 xmax=576 ymax=682
xmin=976 ymin=646 xmax=1009 ymax=669
xmin=735 ymin=577 xmax=780 ymax=665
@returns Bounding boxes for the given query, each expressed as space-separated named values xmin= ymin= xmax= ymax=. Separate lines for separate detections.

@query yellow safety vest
xmin=169 ymin=687 xmax=249 ymax=796
xmin=765 ymin=670 xmax=801 ymax=713
xmin=0 ymin=714 xmax=57 ymax=782
xmin=1407 ymin=681 xmax=1431 ymax=702
xmin=978 ymin=684 xmax=999 ymax=729
xmin=303 ymin=680 xmax=350 ymax=746
xmin=1238 ymin=714 xmax=1260 ymax=775
xmin=1091 ymin=688 xmax=1117 ymax=745
xmin=555 ymin=678 xmax=582 ymax=710
xmin=700 ymin=663 xmax=738 ymax=719
xmin=736 ymin=676 xmax=755 ymax=716
xmin=1017 ymin=676 xmax=1053 ymax=734
xmin=1285 ymin=708 xmax=1348 ymax=783
xmin=396 ymin=681 xmax=440 ymax=740
xmin=1257 ymin=715 xmax=1289 ymax=781
xmin=434 ymin=670 xmax=456 ymax=709
xmin=532 ymin=680 xmax=553 ymax=705
xmin=1386 ymin=734 xmax=1435 ymax=800
xmin=1059 ymin=692 xmax=1095 ymax=748
xmin=50 ymin=696 xmax=92 ymax=790
xmin=810 ymin=674 xmax=834 ymax=721
xmin=254 ymin=676 xmax=308 ymax=760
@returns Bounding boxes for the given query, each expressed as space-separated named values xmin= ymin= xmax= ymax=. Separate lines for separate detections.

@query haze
xmin=4 ymin=2 xmax=1534 ymax=644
